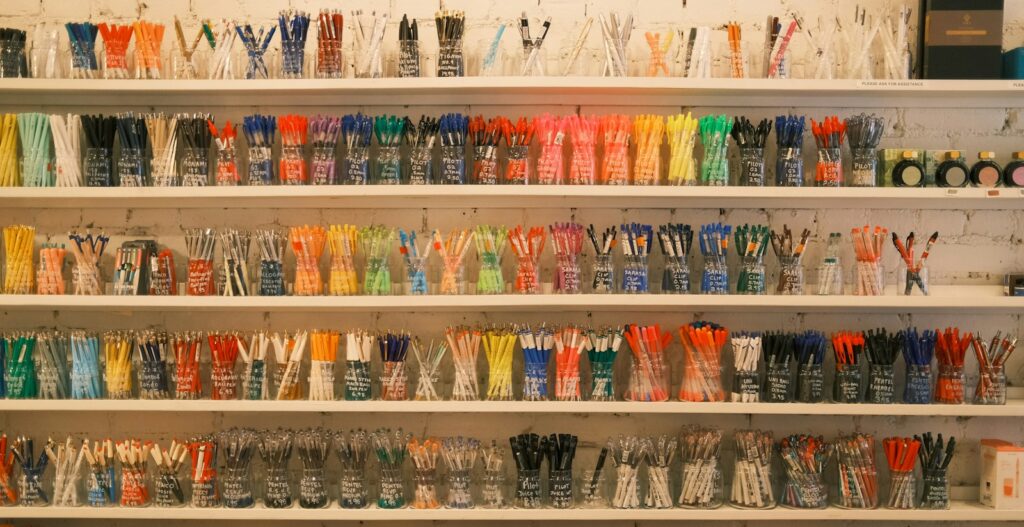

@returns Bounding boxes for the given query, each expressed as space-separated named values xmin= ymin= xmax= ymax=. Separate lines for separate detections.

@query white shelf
xmin=1 ymin=186 xmax=1021 ymax=210
xmin=1 ymin=399 xmax=1022 ymax=416
xmin=0 ymin=286 xmax=1016 ymax=313
xmin=2 ymin=77 xmax=1024 ymax=108
xmin=0 ymin=502 xmax=1015 ymax=521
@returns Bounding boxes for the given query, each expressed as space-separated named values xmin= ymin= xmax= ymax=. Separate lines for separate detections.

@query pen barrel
xmin=886 ymin=469 xmax=916 ymax=509
xmin=680 ymin=459 xmax=723 ymax=508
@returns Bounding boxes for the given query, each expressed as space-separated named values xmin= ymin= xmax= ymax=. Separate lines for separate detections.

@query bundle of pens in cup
xmin=4 ymin=322 xmax=1011 ymax=406
xmin=0 ymin=423 xmax=957 ymax=511
xmin=3 ymin=107 xmax=896 ymax=188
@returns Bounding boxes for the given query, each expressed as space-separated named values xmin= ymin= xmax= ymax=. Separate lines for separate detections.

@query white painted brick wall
xmin=2 ymin=2 xmax=1024 ymax=525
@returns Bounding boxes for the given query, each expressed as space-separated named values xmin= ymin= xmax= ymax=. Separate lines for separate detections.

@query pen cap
xmin=901 ymin=150 xmax=919 ymax=160
xmin=978 ymin=151 xmax=995 ymax=160
xmin=1013 ymin=151 xmax=1024 ymax=160
xmin=943 ymin=150 xmax=961 ymax=161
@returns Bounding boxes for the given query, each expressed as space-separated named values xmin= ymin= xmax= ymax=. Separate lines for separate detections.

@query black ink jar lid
xmin=892 ymin=150 xmax=925 ymax=187
xmin=935 ymin=150 xmax=969 ymax=188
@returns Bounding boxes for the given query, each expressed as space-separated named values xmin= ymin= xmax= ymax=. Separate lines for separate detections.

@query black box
xmin=919 ymin=0 xmax=1004 ymax=79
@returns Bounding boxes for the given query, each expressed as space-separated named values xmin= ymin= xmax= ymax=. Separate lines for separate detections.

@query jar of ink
xmin=934 ymin=150 xmax=969 ymax=188
xmin=970 ymin=151 xmax=1002 ymax=187
xmin=891 ymin=150 xmax=925 ymax=187
xmin=1002 ymin=151 xmax=1024 ymax=187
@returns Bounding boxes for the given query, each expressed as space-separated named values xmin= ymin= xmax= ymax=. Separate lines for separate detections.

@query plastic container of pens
xmin=338 ymin=146 xmax=368 ymax=185
xmin=138 ymin=359 xmax=169 ymax=401
xmin=116 ymin=147 xmax=145 ymax=187
xmin=259 ymin=260 xmax=285 ymax=297
xmin=739 ymin=147 xmax=766 ymax=186
xmin=701 ymin=261 xmax=728 ymax=295
xmin=920 ymin=469 xmax=950 ymax=510
xmin=154 ymin=468 xmax=185 ymax=508
xmin=482 ymin=468 xmax=505 ymax=508
xmin=679 ymin=459 xmax=722 ymax=509
xmin=180 ymin=147 xmax=209 ymax=186
xmin=775 ymin=146 xmax=803 ymax=187
xmin=440 ymin=145 xmax=466 ymax=184
xmin=86 ymin=469 xmax=116 ymax=507
xmin=377 ymin=466 xmax=405 ymax=509
xmin=886 ymin=469 xmax=915 ymax=509
xmin=408 ymin=145 xmax=434 ymax=184
xmin=591 ymin=254 xmax=615 ymax=293
xmin=764 ymin=361 xmax=792 ymax=403
xmin=935 ymin=364 xmax=965 ymax=404
xmin=975 ymin=364 xmax=1007 ymax=405
xmin=505 ymin=145 xmax=530 ymax=184
xmin=308 ymin=146 xmax=336 ymax=185
xmin=850 ymin=147 xmax=878 ymax=187
xmin=247 ymin=146 xmax=274 ymax=185
xmin=898 ymin=263 xmax=929 ymax=296
xmin=344 ymin=360 xmax=372 ymax=401
xmin=372 ymin=146 xmax=400 ymax=184
xmin=436 ymin=39 xmax=464 ymax=77
xmin=149 ymin=147 xmax=174 ymax=186
xmin=853 ymin=261 xmax=885 ymax=296
xmin=220 ymin=467 xmax=254 ymax=509
xmin=730 ymin=430 xmax=775 ymax=509
xmin=776 ymin=256 xmax=804 ymax=295
xmin=815 ymin=147 xmax=843 ymax=187
xmin=473 ymin=146 xmax=499 ymax=185
xmin=514 ymin=469 xmax=541 ymax=509
xmin=833 ymin=364 xmax=863 ymax=403
xmin=19 ymin=470 xmax=47 ymax=506
xmin=737 ymin=262 xmax=766 ymax=295
xmin=621 ymin=255 xmax=649 ymax=293
xmin=795 ymin=363 xmax=824 ymax=403
xmin=865 ymin=364 xmax=895 ymax=404
xmin=904 ymin=363 xmax=933 ymax=404
xmin=84 ymin=147 xmax=114 ymax=187
xmin=700 ymin=142 xmax=728 ymax=186
xmin=658 ymin=256 xmax=688 ymax=294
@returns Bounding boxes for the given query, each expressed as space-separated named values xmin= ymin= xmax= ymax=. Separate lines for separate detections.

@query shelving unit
xmin=1 ymin=185 xmax=1021 ymax=210
xmin=3 ymin=71 xmax=1022 ymax=525
xmin=0 ymin=502 xmax=1011 ymax=521
xmin=3 ymin=77 xmax=1024 ymax=107
xmin=0 ymin=286 xmax=1016 ymax=313
xmin=1 ymin=399 xmax=1022 ymax=416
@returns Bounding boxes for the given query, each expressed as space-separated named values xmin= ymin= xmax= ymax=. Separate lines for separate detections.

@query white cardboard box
xmin=980 ymin=438 xmax=1024 ymax=509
